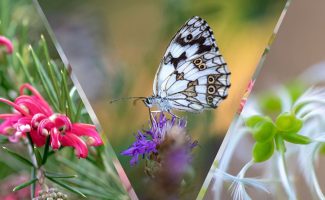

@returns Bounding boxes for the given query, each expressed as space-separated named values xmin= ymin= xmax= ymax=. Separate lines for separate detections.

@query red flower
xmin=0 ymin=84 xmax=103 ymax=158
xmin=0 ymin=84 xmax=49 ymax=145
xmin=38 ymin=114 xmax=103 ymax=158
xmin=0 ymin=36 xmax=13 ymax=54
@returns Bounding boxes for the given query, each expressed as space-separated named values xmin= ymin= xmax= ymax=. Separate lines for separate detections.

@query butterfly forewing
xmin=153 ymin=16 xmax=230 ymax=112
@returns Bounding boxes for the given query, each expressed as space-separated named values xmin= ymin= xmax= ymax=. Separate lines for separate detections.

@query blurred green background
xmin=37 ymin=0 xmax=287 ymax=199
xmin=0 ymin=1 xmax=128 ymax=199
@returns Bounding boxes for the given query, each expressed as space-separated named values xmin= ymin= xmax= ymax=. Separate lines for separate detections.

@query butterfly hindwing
xmin=153 ymin=16 xmax=230 ymax=112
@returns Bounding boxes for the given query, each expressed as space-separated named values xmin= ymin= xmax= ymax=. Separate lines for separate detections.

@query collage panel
xmin=36 ymin=0 xmax=289 ymax=199
xmin=0 ymin=0 xmax=128 ymax=199
xmin=203 ymin=0 xmax=325 ymax=199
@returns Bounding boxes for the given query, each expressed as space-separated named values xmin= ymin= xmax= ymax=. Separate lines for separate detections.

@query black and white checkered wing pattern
xmin=153 ymin=16 xmax=231 ymax=112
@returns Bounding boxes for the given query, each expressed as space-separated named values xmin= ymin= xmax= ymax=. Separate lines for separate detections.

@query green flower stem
xmin=31 ymin=167 xmax=36 ymax=199
xmin=277 ymin=151 xmax=296 ymax=200
xmin=26 ymin=137 xmax=38 ymax=198
xmin=274 ymin=135 xmax=296 ymax=199
xmin=275 ymin=135 xmax=286 ymax=153
xmin=42 ymin=136 xmax=50 ymax=165
xmin=25 ymin=134 xmax=51 ymax=196
xmin=311 ymin=144 xmax=325 ymax=200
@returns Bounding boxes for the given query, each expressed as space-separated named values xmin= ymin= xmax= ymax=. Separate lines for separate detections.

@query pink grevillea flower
xmin=38 ymin=114 xmax=103 ymax=158
xmin=0 ymin=84 xmax=52 ymax=145
xmin=0 ymin=36 xmax=13 ymax=54
xmin=238 ymin=79 xmax=255 ymax=114
xmin=0 ymin=84 xmax=103 ymax=158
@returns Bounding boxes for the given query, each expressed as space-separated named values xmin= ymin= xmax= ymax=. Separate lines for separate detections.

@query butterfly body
xmin=143 ymin=96 xmax=173 ymax=112
xmin=137 ymin=16 xmax=231 ymax=114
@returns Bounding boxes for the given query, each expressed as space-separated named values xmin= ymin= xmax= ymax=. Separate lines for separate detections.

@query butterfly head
xmin=143 ymin=97 xmax=154 ymax=108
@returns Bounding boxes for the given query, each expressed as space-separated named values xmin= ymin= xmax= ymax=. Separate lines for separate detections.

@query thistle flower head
xmin=121 ymin=113 xmax=196 ymax=166
xmin=122 ymin=113 xmax=197 ymax=199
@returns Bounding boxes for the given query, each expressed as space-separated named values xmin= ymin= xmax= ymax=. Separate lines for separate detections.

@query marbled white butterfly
xmin=143 ymin=16 xmax=231 ymax=115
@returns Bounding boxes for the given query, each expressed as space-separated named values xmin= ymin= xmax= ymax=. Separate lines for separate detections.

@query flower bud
xmin=252 ymin=121 xmax=276 ymax=142
xmin=245 ymin=115 xmax=265 ymax=128
xmin=275 ymin=112 xmax=303 ymax=133
xmin=253 ymin=140 xmax=274 ymax=162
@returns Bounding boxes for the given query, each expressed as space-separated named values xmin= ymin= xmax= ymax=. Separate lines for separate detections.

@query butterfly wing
xmin=153 ymin=16 xmax=230 ymax=112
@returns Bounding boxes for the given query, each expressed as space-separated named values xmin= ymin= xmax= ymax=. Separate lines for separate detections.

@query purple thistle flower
xmin=121 ymin=113 xmax=196 ymax=166
xmin=121 ymin=131 xmax=157 ymax=165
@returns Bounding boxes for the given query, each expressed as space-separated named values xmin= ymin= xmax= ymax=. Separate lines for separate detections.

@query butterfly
xmin=142 ymin=16 xmax=231 ymax=116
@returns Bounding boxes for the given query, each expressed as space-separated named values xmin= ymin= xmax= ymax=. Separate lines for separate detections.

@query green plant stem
xmin=31 ymin=167 xmax=36 ymax=199
xmin=274 ymin=135 xmax=296 ymax=199
xmin=42 ymin=136 xmax=50 ymax=165
xmin=277 ymin=151 xmax=296 ymax=200
xmin=26 ymin=138 xmax=38 ymax=198
xmin=311 ymin=144 xmax=325 ymax=200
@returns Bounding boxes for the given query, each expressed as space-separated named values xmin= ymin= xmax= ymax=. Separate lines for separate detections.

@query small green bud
xmin=252 ymin=121 xmax=276 ymax=142
xmin=245 ymin=115 xmax=265 ymax=128
xmin=275 ymin=112 xmax=303 ymax=133
xmin=260 ymin=95 xmax=282 ymax=114
xmin=253 ymin=140 xmax=274 ymax=162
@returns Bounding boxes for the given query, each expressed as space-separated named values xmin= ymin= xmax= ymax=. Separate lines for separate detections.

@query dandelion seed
xmin=214 ymin=167 xmax=270 ymax=200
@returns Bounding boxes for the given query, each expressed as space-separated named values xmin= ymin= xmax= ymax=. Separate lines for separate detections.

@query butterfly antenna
xmin=109 ymin=97 xmax=147 ymax=104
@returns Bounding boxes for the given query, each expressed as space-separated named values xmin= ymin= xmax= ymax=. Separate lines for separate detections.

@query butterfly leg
xmin=167 ymin=110 xmax=180 ymax=119
xmin=148 ymin=108 xmax=156 ymax=125
xmin=148 ymin=109 xmax=162 ymax=125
